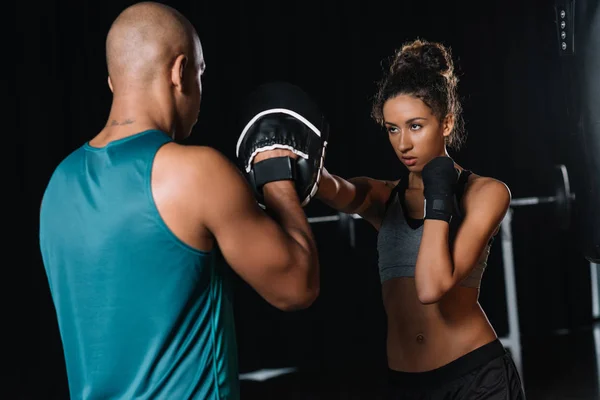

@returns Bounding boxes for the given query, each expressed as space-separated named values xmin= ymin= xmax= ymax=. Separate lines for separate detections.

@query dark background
xmin=17 ymin=0 xmax=600 ymax=398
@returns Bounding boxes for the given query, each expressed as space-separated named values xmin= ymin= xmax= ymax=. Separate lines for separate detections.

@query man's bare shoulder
xmin=156 ymin=143 xmax=240 ymax=183
xmin=152 ymin=143 xmax=252 ymax=225
xmin=158 ymin=143 xmax=229 ymax=164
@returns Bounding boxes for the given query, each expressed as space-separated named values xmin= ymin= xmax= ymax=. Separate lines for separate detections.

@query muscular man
xmin=39 ymin=2 xmax=322 ymax=399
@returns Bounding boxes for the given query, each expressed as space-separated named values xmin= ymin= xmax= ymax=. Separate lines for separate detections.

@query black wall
xmin=17 ymin=0 xmax=597 ymax=398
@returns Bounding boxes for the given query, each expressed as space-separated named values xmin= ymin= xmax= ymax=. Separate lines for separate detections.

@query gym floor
xmin=239 ymin=321 xmax=600 ymax=400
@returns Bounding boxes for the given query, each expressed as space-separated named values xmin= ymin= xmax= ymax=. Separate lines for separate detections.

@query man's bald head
xmin=106 ymin=2 xmax=203 ymax=90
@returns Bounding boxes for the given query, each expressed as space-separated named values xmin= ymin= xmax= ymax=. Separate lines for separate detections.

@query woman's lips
xmin=402 ymin=156 xmax=417 ymax=166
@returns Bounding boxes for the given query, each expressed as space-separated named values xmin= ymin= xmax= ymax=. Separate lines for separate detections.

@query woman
xmin=316 ymin=39 xmax=525 ymax=399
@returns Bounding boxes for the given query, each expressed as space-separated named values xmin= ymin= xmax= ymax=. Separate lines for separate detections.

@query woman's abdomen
xmin=382 ymin=277 xmax=497 ymax=372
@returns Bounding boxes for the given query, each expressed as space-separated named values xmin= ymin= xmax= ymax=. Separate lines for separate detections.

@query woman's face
xmin=383 ymin=94 xmax=453 ymax=172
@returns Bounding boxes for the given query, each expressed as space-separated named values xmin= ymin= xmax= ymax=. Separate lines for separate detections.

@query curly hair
xmin=371 ymin=39 xmax=466 ymax=150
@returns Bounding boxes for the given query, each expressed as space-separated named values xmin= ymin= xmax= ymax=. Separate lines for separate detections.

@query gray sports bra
xmin=376 ymin=170 xmax=490 ymax=288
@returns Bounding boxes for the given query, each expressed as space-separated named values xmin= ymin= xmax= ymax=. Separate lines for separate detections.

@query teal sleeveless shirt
xmin=39 ymin=130 xmax=239 ymax=400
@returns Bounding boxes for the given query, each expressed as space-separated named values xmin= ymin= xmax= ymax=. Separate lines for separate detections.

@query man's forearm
xmin=262 ymin=181 xmax=319 ymax=282
xmin=263 ymin=181 xmax=310 ymax=234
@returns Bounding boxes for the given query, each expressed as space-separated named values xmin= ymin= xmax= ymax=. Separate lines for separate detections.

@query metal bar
xmin=591 ymin=262 xmax=600 ymax=319
xmin=510 ymin=196 xmax=556 ymax=207
xmin=499 ymin=209 xmax=524 ymax=383
xmin=307 ymin=213 xmax=362 ymax=224
xmin=239 ymin=367 xmax=298 ymax=382
xmin=594 ymin=326 xmax=600 ymax=391
xmin=307 ymin=215 xmax=342 ymax=223
xmin=348 ymin=216 xmax=356 ymax=248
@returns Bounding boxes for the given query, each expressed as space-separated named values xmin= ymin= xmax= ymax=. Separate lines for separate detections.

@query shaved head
xmin=106 ymin=2 xmax=203 ymax=90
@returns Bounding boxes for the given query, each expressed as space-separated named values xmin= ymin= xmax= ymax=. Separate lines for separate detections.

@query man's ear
xmin=108 ymin=76 xmax=113 ymax=93
xmin=442 ymin=114 xmax=455 ymax=138
xmin=171 ymin=54 xmax=188 ymax=92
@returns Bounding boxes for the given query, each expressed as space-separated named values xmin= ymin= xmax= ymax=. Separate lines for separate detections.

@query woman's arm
xmin=415 ymin=177 xmax=511 ymax=304
xmin=316 ymin=167 xmax=395 ymax=227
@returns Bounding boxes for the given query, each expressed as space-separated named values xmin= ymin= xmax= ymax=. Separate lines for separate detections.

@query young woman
xmin=316 ymin=39 xmax=526 ymax=399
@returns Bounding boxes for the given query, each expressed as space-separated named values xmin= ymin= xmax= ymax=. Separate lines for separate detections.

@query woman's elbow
xmin=417 ymin=287 xmax=444 ymax=305
xmin=416 ymin=279 xmax=450 ymax=305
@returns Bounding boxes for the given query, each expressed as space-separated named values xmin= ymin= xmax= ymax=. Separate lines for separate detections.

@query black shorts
xmin=386 ymin=340 xmax=525 ymax=399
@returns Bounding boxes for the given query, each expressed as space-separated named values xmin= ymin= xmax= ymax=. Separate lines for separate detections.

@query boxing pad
xmin=236 ymin=81 xmax=329 ymax=208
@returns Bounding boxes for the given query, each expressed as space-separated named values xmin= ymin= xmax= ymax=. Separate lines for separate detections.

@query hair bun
xmin=391 ymin=39 xmax=454 ymax=78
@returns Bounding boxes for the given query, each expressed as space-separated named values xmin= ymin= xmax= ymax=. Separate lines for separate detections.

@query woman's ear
xmin=442 ymin=114 xmax=455 ymax=138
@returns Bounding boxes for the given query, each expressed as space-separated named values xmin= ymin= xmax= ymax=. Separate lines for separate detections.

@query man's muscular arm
xmin=195 ymin=147 xmax=320 ymax=310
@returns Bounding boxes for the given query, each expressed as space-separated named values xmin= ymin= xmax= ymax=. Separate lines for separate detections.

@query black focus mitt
xmin=236 ymin=81 xmax=329 ymax=208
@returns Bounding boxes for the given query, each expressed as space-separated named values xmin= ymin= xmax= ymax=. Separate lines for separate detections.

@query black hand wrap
xmin=236 ymin=81 xmax=329 ymax=208
xmin=422 ymin=156 xmax=459 ymax=223
xmin=250 ymin=155 xmax=296 ymax=189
